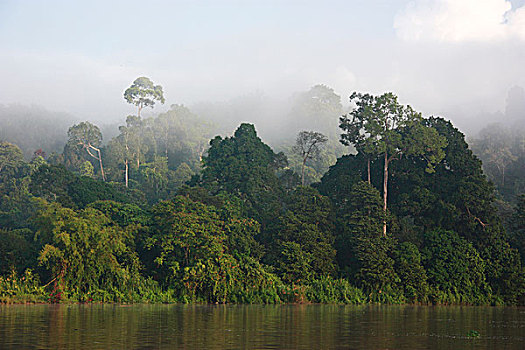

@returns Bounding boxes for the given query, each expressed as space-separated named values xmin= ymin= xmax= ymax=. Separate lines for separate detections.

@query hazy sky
xmin=1 ymin=0 xmax=524 ymax=131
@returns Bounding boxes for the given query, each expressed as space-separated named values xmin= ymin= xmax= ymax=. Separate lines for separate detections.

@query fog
xmin=1 ymin=0 xmax=525 ymax=139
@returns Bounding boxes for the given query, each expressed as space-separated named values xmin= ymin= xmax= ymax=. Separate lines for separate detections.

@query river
xmin=0 ymin=304 xmax=523 ymax=349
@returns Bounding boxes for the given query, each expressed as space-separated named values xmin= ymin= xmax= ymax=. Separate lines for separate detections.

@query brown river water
xmin=0 ymin=304 xmax=523 ymax=349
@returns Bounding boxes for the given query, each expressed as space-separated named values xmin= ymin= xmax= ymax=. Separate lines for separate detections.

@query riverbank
xmin=3 ymin=269 xmax=521 ymax=306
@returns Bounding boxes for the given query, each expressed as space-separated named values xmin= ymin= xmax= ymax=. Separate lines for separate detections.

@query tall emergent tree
xmin=110 ymin=115 xmax=147 ymax=187
xmin=292 ymin=131 xmax=328 ymax=185
xmin=67 ymin=122 xmax=106 ymax=181
xmin=124 ymin=77 xmax=165 ymax=117
xmin=340 ymin=92 xmax=446 ymax=235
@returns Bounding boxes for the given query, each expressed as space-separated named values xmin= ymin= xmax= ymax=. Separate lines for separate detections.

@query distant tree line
xmin=470 ymin=123 xmax=525 ymax=203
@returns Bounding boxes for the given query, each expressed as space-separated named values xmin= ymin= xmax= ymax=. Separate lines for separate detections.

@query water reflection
xmin=0 ymin=304 xmax=523 ymax=349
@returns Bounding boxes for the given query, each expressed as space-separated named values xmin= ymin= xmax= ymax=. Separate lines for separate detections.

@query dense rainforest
xmin=1 ymin=78 xmax=524 ymax=305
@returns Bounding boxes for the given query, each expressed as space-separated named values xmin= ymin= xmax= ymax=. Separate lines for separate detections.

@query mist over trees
xmin=0 ymin=104 xmax=76 ymax=159
xmin=1 ymin=78 xmax=524 ymax=305
xmin=469 ymin=86 xmax=525 ymax=203
xmin=471 ymin=123 xmax=525 ymax=203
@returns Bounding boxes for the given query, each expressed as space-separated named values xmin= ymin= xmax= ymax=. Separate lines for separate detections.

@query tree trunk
xmin=125 ymin=159 xmax=129 ymax=188
xmin=97 ymin=148 xmax=106 ymax=182
xmin=199 ymin=143 xmax=206 ymax=162
xmin=301 ymin=158 xmax=306 ymax=186
xmin=164 ymin=129 xmax=169 ymax=158
xmin=85 ymin=144 xmax=106 ymax=182
xmin=383 ymin=152 xmax=388 ymax=236
xmin=367 ymin=157 xmax=371 ymax=184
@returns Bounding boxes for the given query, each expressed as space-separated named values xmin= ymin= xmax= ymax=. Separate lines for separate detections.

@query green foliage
xmin=0 ymin=269 xmax=46 ymax=303
xmin=304 ymin=276 xmax=365 ymax=304
xmin=387 ymin=118 xmax=523 ymax=302
xmin=67 ymin=121 xmax=103 ymax=150
xmin=389 ymin=117 xmax=493 ymax=238
xmin=88 ymin=200 xmax=149 ymax=227
xmin=1 ymin=90 xmax=524 ymax=306
xmin=220 ymin=200 xmax=264 ymax=261
xmin=354 ymin=235 xmax=399 ymax=301
xmin=510 ymin=195 xmax=525 ymax=262
xmin=394 ymin=242 xmax=429 ymax=303
xmin=476 ymin=228 xmax=525 ymax=304
xmin=335 ymin=181 xmax=383 ymax=270
xmin=138 ymin=156 xmax=173 ymax=203
xmin=466 ymin=330 xmax=481 ymax=338
xmin=66 ymin=121 xmax=106 ymax=181
xmin=270 ymin=187 xmax=336 ymax=283
xmin=147 ymin=196 xmax=281 ymax=303
xmin=30 ymin=164 xmax=135 ymax=209
xmin=0 ymin=229 xmax=36 ymax=276
xmin=340 ymin=92 xmax=447 ymax=174
xmin=35 ymin=201 xmax=146 ymax=302
xmin=173 ymin=162 xmax=194 ymax=188
xmin=0 ymin=143 xmax=38 ymax=229
xmin=105 ymin=117 xmax=142 ymax=186
xmin=0 ymin=176 xmax=34 ymax=229
xmin=340 ymin=182 xmax=399 ymax=299
xmin=316 ymin=154 xmax=366 ymax=209
xmin=275 ymin=241 xmax=314 ymax=283
xmin=176 ymin=185 xmax=226 ymax=208
xmin=277 ymin=168 xmax=301 ymax=191
xmin=0 ymin=141 xmax=24 ymax=175
xmin=79 ymin=160 xmax=94 ymax=178
xmin=102 ymin=103 xmax=213 ymax=198
xmin=340 ymin=93 xmax=447 ymax=235
xmin=124 ymin=77 xmax=165 ymax=116
xmin=200 ymin=123 xmax=285 ymax=225
xmin=153 ymin=104 xmax=214 ymax=171
xmin=422 ymin=230 xmax=491 ymax=304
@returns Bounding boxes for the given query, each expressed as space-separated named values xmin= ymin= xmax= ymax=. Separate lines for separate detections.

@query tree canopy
xmin=339 ymin=92 xmax=447 ymax=235
xmin=124 ymin=77 xmax=165 ymax=117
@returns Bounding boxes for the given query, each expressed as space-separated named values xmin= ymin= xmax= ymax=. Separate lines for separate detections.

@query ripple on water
xmin=0 ymin=304 xmax=524 ymax=349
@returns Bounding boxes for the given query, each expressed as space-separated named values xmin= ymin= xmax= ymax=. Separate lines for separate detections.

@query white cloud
xmin=394 ymin=0 xmax=525 ymax=42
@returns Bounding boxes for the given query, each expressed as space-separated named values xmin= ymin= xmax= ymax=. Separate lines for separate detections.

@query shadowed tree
xmin=510 ymin=195 xmax=525 ymax=263
xmin=200 ymin=123 xmax=286 ymax=226
xmin=271 ymin=186 xmax=336 ymax=283
xmin=292 ymin=131 xmax=328 ymax=185
xmin=340 ymin=181 xmax=398 ymax=300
